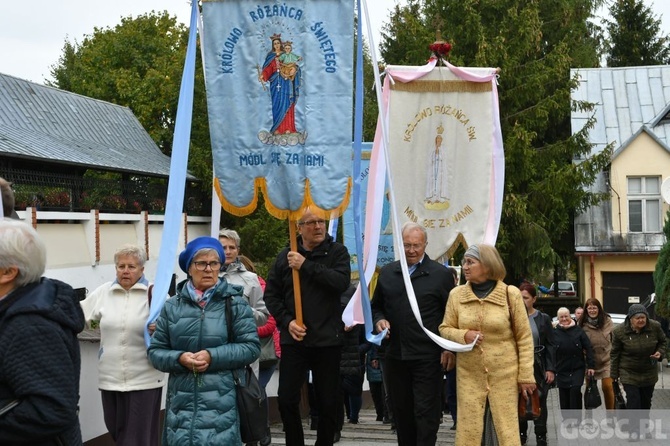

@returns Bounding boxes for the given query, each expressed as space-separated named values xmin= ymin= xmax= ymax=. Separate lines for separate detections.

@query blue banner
xmin=343 ymin=143 xmax=395 ymax=274
xmin=202 ymin=0 xmax=353 ymax=217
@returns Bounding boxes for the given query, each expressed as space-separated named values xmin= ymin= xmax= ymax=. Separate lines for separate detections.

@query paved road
xmin=268 ymin=365 xmax=670 ymax=445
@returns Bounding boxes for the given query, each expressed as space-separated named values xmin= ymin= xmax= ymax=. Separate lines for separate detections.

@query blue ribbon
xmin=144 ymin=0 xmax=199 ymax=347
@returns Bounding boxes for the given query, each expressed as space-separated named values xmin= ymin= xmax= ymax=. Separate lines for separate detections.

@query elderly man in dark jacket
xmin=0 ymin=219 xmax=85 ymax=446
xmin=371 ymin=222 xmax=455 ymax=446
xmin=264 ymin=208 xmax=351 ymax=446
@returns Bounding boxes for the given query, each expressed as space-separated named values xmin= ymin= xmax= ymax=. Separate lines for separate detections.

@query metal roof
xmin=571 ymin=65 xmax=670 ymax=155
xmin=0 ymin=73 xmax=190 ymax=179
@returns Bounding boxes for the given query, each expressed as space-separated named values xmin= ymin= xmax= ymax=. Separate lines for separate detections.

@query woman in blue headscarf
xmin=149 ymin=236 xmax=260 ymax=445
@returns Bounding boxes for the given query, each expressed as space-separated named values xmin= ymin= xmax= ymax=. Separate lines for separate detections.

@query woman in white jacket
xmin=80 ymin=244 xmax=165 ymax=446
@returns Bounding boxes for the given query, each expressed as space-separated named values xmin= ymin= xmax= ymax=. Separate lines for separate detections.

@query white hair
xmin=401 ymin=221 xmax=427 ymax=242
xmin=557 ymin=307 xmax=570 ymax=317
xmin=114 ymin=244 xmax=146 ymax=266
xmin=0 ymin=219 xmax=46 ymax=287
xmin=218 ymin=228 xmax=241 ymax=248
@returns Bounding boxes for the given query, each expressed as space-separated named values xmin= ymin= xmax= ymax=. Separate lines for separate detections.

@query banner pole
xmin=289 ymin=218 xmax=304 ymax=327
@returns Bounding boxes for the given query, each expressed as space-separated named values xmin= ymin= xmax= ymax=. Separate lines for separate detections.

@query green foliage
xmin=219 ymin=196 xmax=289 ymax=274
xmin=654 ymin=209 xmax=670 ymax=317
xmin=379 ymin=0 xmax=612 ymax=281
xmin=605 ymin=0 xmax=670 ymax=67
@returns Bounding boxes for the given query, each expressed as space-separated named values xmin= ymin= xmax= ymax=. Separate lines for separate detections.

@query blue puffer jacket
xmin=148 ymin=279 xmax=260 ymax=446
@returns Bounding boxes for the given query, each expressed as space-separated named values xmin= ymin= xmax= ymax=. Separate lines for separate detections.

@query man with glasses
xmin=264 ymin=208 xmax=351 ymax=446
xmin=371 ymin=222 xmax=455 ymax=446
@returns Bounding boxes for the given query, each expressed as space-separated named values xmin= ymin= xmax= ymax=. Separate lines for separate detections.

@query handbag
xmin=584 ymin=377 xmax=602 ymax=409
xmin=225 ymin=298 xmax=270 ymax=443
xmin=259 ymin=334 xmax=278 ymax=369
xmin=613 ymin=379 xmax=627 ymax=410
xmin=518 ymin=387 xmax=542 ymax=421
xmin=507 ymin=287 xmax=541 ymax=420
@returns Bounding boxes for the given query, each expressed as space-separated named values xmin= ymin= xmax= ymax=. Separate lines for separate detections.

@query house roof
xmin=611 ymin=125 xmax=670 ymax=162
xmin=0 ymin=73 xmax=191 ymax=179
xmin=570 ymin=65 xmax=670 ymax=154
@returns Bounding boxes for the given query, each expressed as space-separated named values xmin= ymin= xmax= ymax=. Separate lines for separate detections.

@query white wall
xmin=14 ymin=210 xmax=212 ymax=442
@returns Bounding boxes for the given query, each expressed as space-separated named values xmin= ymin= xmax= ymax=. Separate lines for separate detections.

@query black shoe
xmin=348 ymin=418 xmax=358 ymax=424
xmin=520 ymin=432 xmax=527 ymax=445
xmin=334 ymin=431 xmax=341 ymax=443
xmin=450 ymin=423 xmax=456 ymax=431
xmin=382 ymin=417 xmax=392 ymax=424
xmin=310 ymin=416 xmax=318 ymax=431
xmin=376 ymin=415 xmax=384 ymax=422
xmin=536 ymin=434 xmax=547 ymax=446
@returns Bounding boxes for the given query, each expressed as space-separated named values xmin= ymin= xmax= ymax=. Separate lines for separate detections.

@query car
xmin=548 ymin=281 xmax=577 ymax=298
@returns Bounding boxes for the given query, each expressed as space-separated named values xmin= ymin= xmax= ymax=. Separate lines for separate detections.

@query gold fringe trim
xmin=215 ymin=177 xmax=353 ymax=221
xmin=435 ymin=233 xmax=468 ymax=264
xmin=351 ymin=150 xmax=372 ymax=160
xmin=391 ymin=80 xmax=491 ymax=93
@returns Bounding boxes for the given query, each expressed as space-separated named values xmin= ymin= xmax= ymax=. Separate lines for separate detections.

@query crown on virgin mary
xmin=270 ymin=33 xmax=282 ymax=41
xmin=437 ymin=124 xmax=444 ymax=134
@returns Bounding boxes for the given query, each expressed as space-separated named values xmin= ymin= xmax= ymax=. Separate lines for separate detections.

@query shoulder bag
xmin=584 ymin=377 xmax=602 ymax=409
xmin=259 ymin=334 xmax=279 ymax=369
xmin=225 ymin=298 xmax=270 ymax=443
xmin=507 ymin=287 xmax=542 ymax=421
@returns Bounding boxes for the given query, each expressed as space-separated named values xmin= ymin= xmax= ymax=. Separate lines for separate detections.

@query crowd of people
xmin=2 ymin=179 xmax=670 ymax=445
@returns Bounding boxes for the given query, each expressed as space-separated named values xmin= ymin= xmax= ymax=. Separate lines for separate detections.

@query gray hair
xmin=113 ymin=244 xmax=146 ymax=266
xmin=0 ymin=219 xmax=46 ymax=287
xmin=218 ymin=228 xmax=241 ymax=248
xmin=401 ymin=221 xmax=427 ymax=242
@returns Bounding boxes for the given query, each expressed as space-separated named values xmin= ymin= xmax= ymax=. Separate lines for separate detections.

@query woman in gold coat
xmin=439 ymin=244 xmax=535 ymax=446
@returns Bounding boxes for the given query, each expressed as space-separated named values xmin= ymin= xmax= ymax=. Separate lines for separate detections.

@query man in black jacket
xmin=371 ymin=222 xmax=455 ymax=446
xmin=0 ymin=219 xmax=85 ymax=446
xmin=264 ymin=208 xmax=351 ymax=446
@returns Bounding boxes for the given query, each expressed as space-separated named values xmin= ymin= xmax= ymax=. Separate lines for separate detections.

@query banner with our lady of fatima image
xmin=382 ymin=63 xmax=504 ymax=260
xmin=201 ymin=0 xmax=353 ymax=217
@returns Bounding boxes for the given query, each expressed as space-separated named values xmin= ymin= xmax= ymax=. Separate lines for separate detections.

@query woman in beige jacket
xmin=578 ymin=298 xmax=614 ymax=410
xmin=439 ymin=244 xmax=535 ymax=446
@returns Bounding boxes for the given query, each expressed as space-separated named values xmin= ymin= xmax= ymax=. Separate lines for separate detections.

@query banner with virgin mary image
xmin=201 ymin=0 xmax=354 ymax=217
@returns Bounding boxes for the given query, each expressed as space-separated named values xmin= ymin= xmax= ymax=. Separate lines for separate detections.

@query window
xmin=628 ymin=176 xmax=661 ymax=232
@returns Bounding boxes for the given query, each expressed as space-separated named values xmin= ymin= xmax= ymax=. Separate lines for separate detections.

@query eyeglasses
xmin=461 ymin=258 xmax=479 ymax=267
xmin=192 ymin=261 xmax=222 ymax=271
xmin=299 ymin=219 xmax=326 ymax=227
xmin=403 ymin=243 xmax=425 ymax=251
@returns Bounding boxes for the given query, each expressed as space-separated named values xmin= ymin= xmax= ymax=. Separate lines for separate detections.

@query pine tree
xmin=605 ymin=0 xmax=670 ymax=67
xmin=378 ymin=0 xmax=612 ymax=281
xmin=654 ymin=209 xmax=670 ymax=317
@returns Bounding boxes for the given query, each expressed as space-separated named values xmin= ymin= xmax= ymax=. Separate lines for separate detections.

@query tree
xmin=605 ymin=0 xmax=670 ymax=67
xmin=48 ymin=11 xmax=213 ymax=186
xmin=379 ymin=0 xmax=612 ymax=281
xmin=654 ymin=209 xmax=670 ymax=317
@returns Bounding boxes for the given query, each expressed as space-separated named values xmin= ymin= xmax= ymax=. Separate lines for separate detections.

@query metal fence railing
xmin=1 ymin=168 xmax=210 ymax=216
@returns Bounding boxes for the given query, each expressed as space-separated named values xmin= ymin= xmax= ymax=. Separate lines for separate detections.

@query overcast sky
xmin=0 ymin=0 xmax=402 ymax=85
xmin=0 ymin=0 xmax=669 ymax=85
